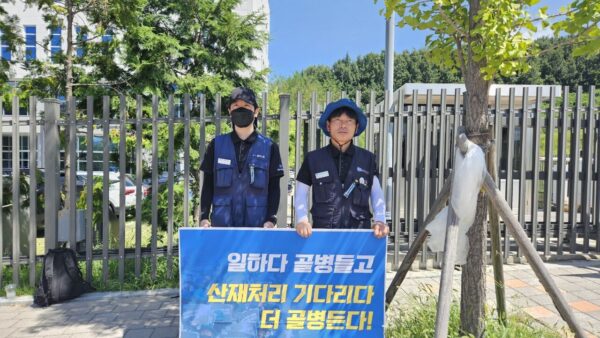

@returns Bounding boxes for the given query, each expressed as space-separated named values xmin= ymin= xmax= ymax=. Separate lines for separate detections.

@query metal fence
xmin=0 ymin=85 xmax=598 ymax=290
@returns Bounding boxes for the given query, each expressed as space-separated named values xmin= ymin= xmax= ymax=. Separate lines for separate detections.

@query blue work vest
xmin=306 ymin=146 xmax=375 ymax=229
xmin=211 ymin=133 xmax=272 ymax=227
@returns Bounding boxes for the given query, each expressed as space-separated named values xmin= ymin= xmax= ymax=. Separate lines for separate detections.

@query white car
xmin=77 ymin=171 xmax=149 ymax=216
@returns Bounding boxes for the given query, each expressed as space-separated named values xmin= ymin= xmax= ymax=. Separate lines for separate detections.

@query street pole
xmin=384 ymin=14 xmax=395 ymax=219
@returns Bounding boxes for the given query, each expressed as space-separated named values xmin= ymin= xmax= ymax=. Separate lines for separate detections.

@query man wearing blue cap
xmin=199 ymin=87 xmax=284 ymax=228
xmin=294 ymin=98 xmax=388 ymax=238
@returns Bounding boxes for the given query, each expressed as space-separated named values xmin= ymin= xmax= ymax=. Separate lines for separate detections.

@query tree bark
xmin=63 ymin=0 xmax=75 ymax=211
xmin=460 ymin=72 xmax=490 ymax=337
xmin=460 ymin=2 xmax=491 ymax=333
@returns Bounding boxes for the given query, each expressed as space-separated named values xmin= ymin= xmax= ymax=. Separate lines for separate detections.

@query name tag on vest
xmin=315 ymin=171 xmax=330 ymax=179
xmin=217 ymin=158 xmax=231 ymax=166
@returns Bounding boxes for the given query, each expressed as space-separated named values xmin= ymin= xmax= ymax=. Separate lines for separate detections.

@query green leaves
xmin=379 ymin=0 xmax=599 ymax=84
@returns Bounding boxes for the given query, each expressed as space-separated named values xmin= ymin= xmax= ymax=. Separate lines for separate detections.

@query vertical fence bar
xmin=353 ymin=91 xmax=361 ymax=146
xmin=309 ymin=92 xmax=317 ymax=152
xmin=392 ymin=90 xmax=404 ymax=270
xmin=407 ymin=90 xmax=419 ymax=246
xmin=85 ymin=97 xmax=94 ymax=282
xmin=262 ymin=92 xmax=268 ymax=135
xmin=494 ymin=88 xmax=503 ymax=178
xmin=417 ymin=98 xmax=426 ymax=260
xmin=421 ymin=90 xmax=433 ymax=265
xmin=215 ymin=93 xmax=222 ymax=136
xmin=151 ymin=95 xmax=159 ymax=279
xmin=134 ymin=95 xmax=143 ymax=277
xmin=0 ymin=97 xmax=3 ymax=290
xmin=438 ymin=90 xmax=447 ymax=192
xmin=183 ymin=94 xmax=191 ymax=228
xmin=11 ymin=95 xmax=20 ymax=286
xmin=531 ymin=88 xmax=542 ymax=251
xmin=367 ymin=91 xmax=376 ymax=152
xmin=68 ymin=96 xmax=77 ymax=251
xmin=404 ymin=99 xmax=411 ymax=247
xmin=543 ymin=88 xmax=556 ymax=257
xmin=102 ymin=96 xmax=110 ymax=284
xmin=557 ymin=87 xmax=569 ymax=255
xmin=505 ymin=88 xmax=516 ymax=259
xmin=581 ymin=87 xmax=594 ymax=252
xmin=43 ymin=99 xmax=60 ymax=252
xmin=568 ymin=87 xmax=582 ymax=253
xmin=118 ymin=95 xmax=126 ymax=283
xmin=518 ymin=87 xmax=529 ymax=259
xmin=278 ymin=95 xmax=291 ymax=227
xmin=594 ymin=86 xmax=600 ymax=253
xmin=292 ymin=92 xmax=303 ymax=226
xmin=381 ymin=91 xmax=390 ymax=224
xmin=198 ymin=93 xmax=206 ymax=213
xmin=451 ymin=89 xmax=461 ymax=165
xmin=595 ymin=86 xmax=600 ymax=252
xmin=28 ymin=97 xmax=37 ymax=287
xmin=166 ymin=95 xmax=175 ymax=278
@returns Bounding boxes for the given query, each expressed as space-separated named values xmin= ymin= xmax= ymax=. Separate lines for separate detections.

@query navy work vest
xmin=211 ymin=133 xmax=272 ymax=227
xmin=306 ymin=146 xmax=375 ymax=229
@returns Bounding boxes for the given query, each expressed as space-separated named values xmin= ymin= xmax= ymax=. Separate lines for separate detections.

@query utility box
xmin=57 ymin=209 xmax=86 ymax=242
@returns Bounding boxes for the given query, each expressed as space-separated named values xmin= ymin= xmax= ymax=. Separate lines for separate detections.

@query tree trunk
xmin=63 ymin=1 xmax=75 ymax=210
xmin=460 ymin=5 xmax=491 ymax=330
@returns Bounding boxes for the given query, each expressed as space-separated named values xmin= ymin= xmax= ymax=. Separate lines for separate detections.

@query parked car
xmin=77 ymin=171 xmax=149 ymax=216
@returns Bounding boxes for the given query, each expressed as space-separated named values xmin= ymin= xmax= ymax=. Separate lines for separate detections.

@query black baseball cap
xmin=229 ymin=87 xmax=258 ymax=108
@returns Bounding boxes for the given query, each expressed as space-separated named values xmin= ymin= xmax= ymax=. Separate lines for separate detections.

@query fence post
xmin=43 ymin=99 xmax=60 ymax=252
xmin=278 ymin=94 xmax=291 ymax=227
xmin=11 ymin=95 xmax=21 ymax=286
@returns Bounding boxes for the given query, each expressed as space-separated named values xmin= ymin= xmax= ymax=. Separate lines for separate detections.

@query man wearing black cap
xmin=294 ymin=98 xmax=388 ymax=238
xmin=199 ymin=87 xmax=284 ymax=228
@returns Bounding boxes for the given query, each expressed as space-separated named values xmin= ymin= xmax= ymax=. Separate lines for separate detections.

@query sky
xmin=268 ymin=0 xmax=572 ymax=79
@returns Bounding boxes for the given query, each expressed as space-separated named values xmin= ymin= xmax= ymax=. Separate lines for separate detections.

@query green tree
xmin=121 ymin=0 xmax=267 ymax=96
xmin=16 ymin=0 xmax=134 ymax=223
xmin=0 ymin=1 xmax=23 ymax=84
xmin=382 ymin=0 xmax=599 ymax=336
xmin=15 ymin=0 xmax=268 ymax=226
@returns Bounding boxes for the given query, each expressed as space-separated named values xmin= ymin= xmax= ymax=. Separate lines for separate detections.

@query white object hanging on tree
xmin=426 ymin=138 xmax=486 ymax=265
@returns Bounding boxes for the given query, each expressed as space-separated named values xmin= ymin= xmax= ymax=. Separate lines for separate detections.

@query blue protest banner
xmin=179 ymin=228 xmax=386 ymax=338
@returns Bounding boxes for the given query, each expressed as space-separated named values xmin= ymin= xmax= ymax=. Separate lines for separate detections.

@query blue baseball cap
xmin=318 ymin=98 xmax=367 ymax=137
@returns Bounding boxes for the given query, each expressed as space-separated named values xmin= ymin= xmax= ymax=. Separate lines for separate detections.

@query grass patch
xmin=1 ymin=256 xmax=179 ymax=297
xmin=386 ymin=289 xmax=565 ymax=338
xmin=3 ymin=219 xmax=179 ymax=297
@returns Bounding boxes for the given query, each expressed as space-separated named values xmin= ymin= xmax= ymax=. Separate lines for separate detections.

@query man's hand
xmin=200 ymin=219 xmax=211 ymax=228
xmin=295 ymin=220 xmax=312 ymax=238
xmin=372 ymin=221 xmax=389 ymax=239
xmin=263 ymin=221 xmax=276 ymax=228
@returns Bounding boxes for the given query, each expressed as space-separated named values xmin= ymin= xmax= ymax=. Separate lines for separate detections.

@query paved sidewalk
xmin=386 ymin=259 xmax=600 ymax=337
xmin=0 ymin=259 xmax=599 ymax=337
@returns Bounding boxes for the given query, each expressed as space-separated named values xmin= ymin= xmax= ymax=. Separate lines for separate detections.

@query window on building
xmin=102 ymin=29 xmax=113 ymax=43
xmin=2 ymin=135 xmax=30 ymax=173
xmin=0 ymin=30 xmax=11 ymax=61
xmin=50 ymin=27 xmax=61 ymax=56
xmin=75 ymin=135 xmax=119 ymax=171
xmin=75 ymin=26 xmax=86 ymax=57
xmin=25 ymin=26 xmax=36 ymax=61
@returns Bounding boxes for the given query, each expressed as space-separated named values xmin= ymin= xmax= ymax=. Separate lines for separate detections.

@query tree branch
xmin=536 ymin=32 xmax=592 ymax=56
xmin=530 ymin=9 xmax=575 ymax=23
xmin=455 ymin=35 xmax=467 ymax=76
xmin=435 ymin=3 xmax=466 ymax=38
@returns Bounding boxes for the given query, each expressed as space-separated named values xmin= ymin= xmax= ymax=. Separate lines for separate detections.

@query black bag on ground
xmin=33 ymin=248 xmax=95 ymax=307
